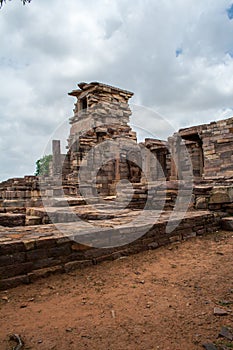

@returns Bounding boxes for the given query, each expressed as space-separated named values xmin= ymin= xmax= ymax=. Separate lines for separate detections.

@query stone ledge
xmin=0 ymin=211 xmax=220 ymax=290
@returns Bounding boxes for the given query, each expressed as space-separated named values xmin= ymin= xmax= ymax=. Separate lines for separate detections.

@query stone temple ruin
xmin=0 ymin=82 xmax=233 ymax=289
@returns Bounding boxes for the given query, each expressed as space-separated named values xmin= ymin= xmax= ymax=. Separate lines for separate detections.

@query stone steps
xmin=0 ymin=213 xmax=26 ymax=227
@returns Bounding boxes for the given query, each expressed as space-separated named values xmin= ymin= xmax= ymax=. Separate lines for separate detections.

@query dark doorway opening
xmin=80 ymin=97 xmax=87 ymax=110
xmin=181 ymin=133 xmax=204 ymax=178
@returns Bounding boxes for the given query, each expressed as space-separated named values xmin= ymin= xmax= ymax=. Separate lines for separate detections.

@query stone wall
xmin=178 ymin=117 xmax=233 ymax=180
xmin=141 ymin=139 xmax=170 ymax=181
xmin=0 ymin=211 xmax=220 ymax=290
xmin=0 ymin=176 xmax=41 ymax=210
xmin=194 ymin=182 xmax=233 ymax=214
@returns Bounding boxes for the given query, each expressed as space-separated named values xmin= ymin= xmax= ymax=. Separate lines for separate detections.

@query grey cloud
xmin=0 ymin=0 xmax=233 ymax=181
xmin=104 ymin=19 xmax=123 ymax=39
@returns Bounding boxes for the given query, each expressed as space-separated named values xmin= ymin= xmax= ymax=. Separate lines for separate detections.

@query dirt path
xmin=0 ymin=230 xmax=233 ymax=350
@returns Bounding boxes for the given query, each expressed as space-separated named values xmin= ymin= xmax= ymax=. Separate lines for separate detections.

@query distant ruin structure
xmin=1 ymin=81 xmax=233 ymax=213
xmin=178 ymin=119 xmax=233 ymax=179
xmin=51 ymin=82 xmax=233 ymax=191
xmin=0 ymin=82 xmax=233 ymax=290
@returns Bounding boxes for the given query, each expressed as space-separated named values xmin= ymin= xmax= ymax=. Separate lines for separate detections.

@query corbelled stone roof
xmin=68 ymin=81 xmax=134 ymax=98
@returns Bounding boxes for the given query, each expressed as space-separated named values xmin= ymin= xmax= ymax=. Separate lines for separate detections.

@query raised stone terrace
xmin=0 ymin=210 xmax=220 ymax=290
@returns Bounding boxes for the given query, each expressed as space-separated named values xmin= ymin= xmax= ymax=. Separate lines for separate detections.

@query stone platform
xmin=0 ymin=210 xmax=220 ymax=290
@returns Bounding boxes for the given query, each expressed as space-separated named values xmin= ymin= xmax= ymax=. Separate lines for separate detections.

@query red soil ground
xmin=0 ymin=230 xmax=233 ymax=350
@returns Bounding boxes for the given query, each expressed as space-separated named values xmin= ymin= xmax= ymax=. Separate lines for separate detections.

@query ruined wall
xmin=201 ymin=118 xmax=233 ymax=179
xmin=142 ymin=139 xmax=170 ymax=181
xmin=0 ymin=176 xmax=41 ymax=210
xmin=179 ymin=117 xmax=233 ymax=180
xmin=194 ymin=182 xmax=233 ymax=214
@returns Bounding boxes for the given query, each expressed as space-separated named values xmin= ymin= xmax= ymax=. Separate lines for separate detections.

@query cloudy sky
xmin=1 ymin=0 xmax=233 ymax=181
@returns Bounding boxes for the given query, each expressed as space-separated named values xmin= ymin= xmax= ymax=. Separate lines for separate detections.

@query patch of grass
xmin=215 ymin=340 xmax=233 ymax=349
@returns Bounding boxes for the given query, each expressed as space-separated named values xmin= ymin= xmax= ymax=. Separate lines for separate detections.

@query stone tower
xmin=66 ymin=82 xmax=142 ymax=196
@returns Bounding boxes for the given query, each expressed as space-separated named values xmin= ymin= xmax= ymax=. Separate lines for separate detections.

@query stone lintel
xmin=69 ymin=81 xmax=134 ymax=99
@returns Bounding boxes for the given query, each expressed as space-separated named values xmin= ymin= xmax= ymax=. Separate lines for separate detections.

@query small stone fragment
xmin=218 ymin=300 xmax=232 ymax=306
xmin=214 ymin=307 xmax=228 ymax=316
xmin=1 ymin=296 xmax=9 ymax=302
xmin=216 ymin=251 xmax=224 ymax=256
xmin=219 ymin=326 xmax=233 ymax=341
xmin=202 ymin=343 xmax=218 ymax=350
xmin=66 ymin=327 xmax=73 ymax=333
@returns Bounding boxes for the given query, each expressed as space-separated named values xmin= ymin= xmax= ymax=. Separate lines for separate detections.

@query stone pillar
xmin=52 ymin=140 xmax=61 ymax=176
xmin=168 ymin=136 xmax=178 ymax=180
xmin=115 ymin=155 xmax=120 ymax=182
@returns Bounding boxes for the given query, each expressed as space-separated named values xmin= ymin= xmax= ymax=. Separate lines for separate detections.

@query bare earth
xmin=0 ymin=230 xmax=233 ymax=350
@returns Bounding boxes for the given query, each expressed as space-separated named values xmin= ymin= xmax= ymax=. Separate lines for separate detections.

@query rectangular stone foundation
xmin=0 ymin=211 xmax=220 ymax=290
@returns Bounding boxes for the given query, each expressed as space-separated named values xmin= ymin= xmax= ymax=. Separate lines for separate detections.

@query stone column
xmin=52 ymin=140 xmax=61 ymax=176
xmin=168 ymin=136 xmax=178 ymax=180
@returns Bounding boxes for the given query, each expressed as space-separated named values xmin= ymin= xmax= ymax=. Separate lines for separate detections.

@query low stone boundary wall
xmin=0 ymin=211 xmax=220 ymax=290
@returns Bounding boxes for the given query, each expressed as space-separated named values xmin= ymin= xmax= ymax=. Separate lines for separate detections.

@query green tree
xmin=35 ymin=155 xmax=52 ymax=176
xmin=0 ymin=0 xmax=31 ymax=8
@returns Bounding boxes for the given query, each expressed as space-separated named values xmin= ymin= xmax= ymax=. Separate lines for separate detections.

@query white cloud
xmin=0 ymin=0 xmax=233 ymax=180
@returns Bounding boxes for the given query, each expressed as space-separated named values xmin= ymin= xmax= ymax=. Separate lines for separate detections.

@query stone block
xmin=26 ymin=216 xmax=42 ymax=226
xmin=0 ymin=275 xmax=30 ymax=291
xmin=0 ymin=262 xmax=33 ymax=279
xmin=0 ymin=241 xmax=25 ymax=254
xmin=221 ymin=217 xmax=233 ymax=231
xmin=28 ymin=265 xmax=64 ymax=282
xmin=0 ymin=213 xmax=25 ymax=227
xmin=0 ymin=252 xmax=27 ymax=267
xmin=64 ymin=260 xmax=92 ymax=272
xmin=47 ymin=244 xmax=71 ymax=258
xmin=32 ymin=257 xmax=62 ymax=270
xmin=209 ymin=191 xmax=231 ymax=204
xmin=195 ymin=197 xmax=208 ymax=209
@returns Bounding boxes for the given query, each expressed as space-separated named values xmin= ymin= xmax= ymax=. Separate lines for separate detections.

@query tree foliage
xmin=35 ymin=155 xmax=52 ymax=176
xmin=0 ymin=0 xmax=31 ymax=8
